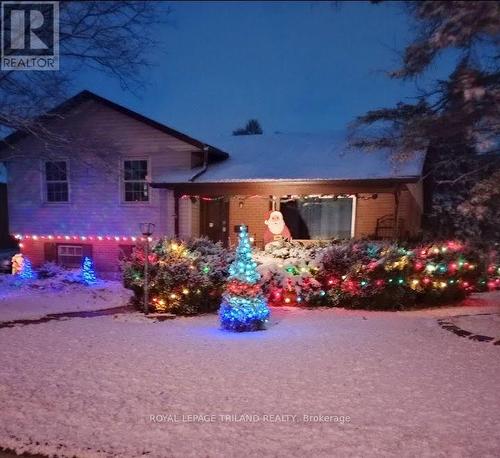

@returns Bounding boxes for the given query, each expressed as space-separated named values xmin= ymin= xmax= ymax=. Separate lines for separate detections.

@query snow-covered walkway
xmin=0 ymin=293 xmax=499 ymax=457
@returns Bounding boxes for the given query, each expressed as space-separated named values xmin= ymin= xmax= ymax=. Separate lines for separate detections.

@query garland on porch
xmin=179 ymin=193 xmax=379 ymax=202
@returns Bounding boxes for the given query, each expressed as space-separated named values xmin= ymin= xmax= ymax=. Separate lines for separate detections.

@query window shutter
xmin=44 ymin=243 xmax=57 ymax=263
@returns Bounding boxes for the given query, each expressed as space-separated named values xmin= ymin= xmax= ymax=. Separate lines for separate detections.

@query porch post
xmin=174 ymin=190 xmax=180 ymax=237
xmin=393 ymin=185 xmax=401 ymax=239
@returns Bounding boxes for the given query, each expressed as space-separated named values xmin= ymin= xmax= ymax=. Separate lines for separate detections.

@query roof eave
xmin=151 ymin=176 xmax=421 ymax=187
xmin=150 ymin=177 xmax=421 ymax=197
xmin=0 ymin=90 xmax=229 ymax=161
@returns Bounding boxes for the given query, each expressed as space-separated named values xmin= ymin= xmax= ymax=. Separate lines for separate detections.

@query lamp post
xmin=139 ymin=223 xmax=155 ymax=314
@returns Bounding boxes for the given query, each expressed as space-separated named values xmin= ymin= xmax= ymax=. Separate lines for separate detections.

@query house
xmin=0 ymin=163 xmax=9 ymax=247
xmin=1 ymin=90 xmax=424 ymax=272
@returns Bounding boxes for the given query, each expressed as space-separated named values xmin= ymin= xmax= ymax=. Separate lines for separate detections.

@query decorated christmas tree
xmin=19 ymin=257 xmax=35 ymax=280
xmin=81 ymin=256 xmax=97 ymax=285
xmin=219 ymin=225 xmax=270 ymax=331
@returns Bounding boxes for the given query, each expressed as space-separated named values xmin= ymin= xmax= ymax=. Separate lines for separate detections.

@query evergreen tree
xmin=81 ymin=256 xmax=97 ymax=285
xmin=19 ymin=257 xmax=35 ymax=280
xmin=219 ymin=225 xmax=270 ymax=331
xmin=233 ymin=119 xmax=263 ymax=136
xmin=350 ymin=1 xmax=500 ymax=240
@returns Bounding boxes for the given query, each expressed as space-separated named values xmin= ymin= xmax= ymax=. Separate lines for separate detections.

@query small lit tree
xmin=81 ymin=256 xmax=97 ymax=285
xmin=19 ymin=257 xmax=35 ymax=280
xmin=219 ymin=225 xmax=270 ymax=331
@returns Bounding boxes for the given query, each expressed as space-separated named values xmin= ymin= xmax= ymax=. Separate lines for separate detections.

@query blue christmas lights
xmin=219 ymin=225 xmax=269 ymax=332
xmin=19 ymin=257 xmax=35 ymax=280
xmin=81 ymin=256 xmax=97 ymax=285
xmin=219 ymin=296 xmax=270 ymax=332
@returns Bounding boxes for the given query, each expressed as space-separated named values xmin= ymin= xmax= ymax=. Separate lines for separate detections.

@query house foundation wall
xmin=19 ymin=239 xmax=134 ymax=273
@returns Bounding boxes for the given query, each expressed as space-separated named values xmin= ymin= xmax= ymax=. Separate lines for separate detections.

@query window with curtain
xmin=280 ymin=197 xmax=353 ymax=240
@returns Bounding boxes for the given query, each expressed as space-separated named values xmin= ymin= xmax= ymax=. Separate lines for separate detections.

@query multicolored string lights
xmin=267 ymin=241 xmax=499 ymax=306
xmin=219 ymin=225 xmax=270 ymax=331
xmin=13 ymin=234 xmax=152 ymax=242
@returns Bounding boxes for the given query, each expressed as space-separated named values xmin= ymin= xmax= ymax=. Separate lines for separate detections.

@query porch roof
xmin=151 ymin=132 xmax=424 ymax=186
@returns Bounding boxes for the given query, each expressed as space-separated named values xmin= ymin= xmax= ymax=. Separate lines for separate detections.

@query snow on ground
xmin=0 ymin=275 xmax=132 ymax=321
xmin=0 ymin=294 xmax=499 ymax=457
xmin=451 ymin=313 xmax=500 ymax=338
xmin=397 ymin=291 xmax=500 ymax=318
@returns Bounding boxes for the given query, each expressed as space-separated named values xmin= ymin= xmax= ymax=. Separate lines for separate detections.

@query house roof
xmin=0 ymin=90 xmax=228 ymax=161
xmin=152 ymin=132 xmax=425 ymax=185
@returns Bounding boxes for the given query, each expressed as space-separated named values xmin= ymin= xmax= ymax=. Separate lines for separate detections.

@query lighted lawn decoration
xmin=81 ymin=256 xmax=97 ymax=285
xmin=11 ymin=253 xmax=24 ymax=275
xmin=19 ymin=256 xmax=35 ymax=280
xmin=219 ymin=225 xmax=270 ymax=331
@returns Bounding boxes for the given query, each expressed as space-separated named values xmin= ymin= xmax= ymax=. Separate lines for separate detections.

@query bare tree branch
xmin=0 ymin=1 xmax=170 ymax=167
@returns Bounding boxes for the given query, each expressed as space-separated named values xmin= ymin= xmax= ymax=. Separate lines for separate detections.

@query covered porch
xmin=158 ymin=179 xmax=423 ymax=247
xmin=150 ymin=132 xmax=425 ymax=246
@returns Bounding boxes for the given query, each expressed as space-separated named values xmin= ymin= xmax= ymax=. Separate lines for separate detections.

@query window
xmin=45 ymin=161 xmax=69 ymax=202
xmin=58 ymin=245 xmax=83 ymax=267
xmin=123 ymin=160 xmax=149 ymax=202
xmin=280 ymin=197 xmax=353 ymax=240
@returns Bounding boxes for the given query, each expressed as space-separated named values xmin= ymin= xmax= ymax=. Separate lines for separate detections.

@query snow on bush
xmin=1 ymin=262 xmax=100 ymax=292
xmin=121 ymin=237 xmax=499 ymax=314
xmin=257 ymin=240 xmax=498 ymax=310
xmin=255 ymin=241 xmax=324 ymax=305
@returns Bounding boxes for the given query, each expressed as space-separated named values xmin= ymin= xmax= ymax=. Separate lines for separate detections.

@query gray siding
xmin=6 ymin=99 xmax=197 ymax=237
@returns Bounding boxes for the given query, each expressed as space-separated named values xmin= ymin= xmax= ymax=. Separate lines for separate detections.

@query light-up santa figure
xmin=263 ymin=210 xmax=292 ymax=246
xmin=11 ymin=253 xmax=24 ymax=275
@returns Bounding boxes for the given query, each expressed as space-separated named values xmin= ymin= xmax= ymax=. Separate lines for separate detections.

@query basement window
xmin=58 ymin=245 xmax=83 ymax=267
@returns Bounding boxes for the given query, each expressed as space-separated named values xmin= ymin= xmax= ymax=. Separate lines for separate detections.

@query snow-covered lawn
xmin=0 ymin=293 xmax=499 ymax=457
xmin=0 ymin=275 xmax=132 ymax=322
xmin=451 ymin=313 xmax=500 ymax=338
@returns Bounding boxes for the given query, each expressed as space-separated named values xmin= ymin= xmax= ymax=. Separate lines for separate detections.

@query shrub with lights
xmin=122 ymin=235 xmax=498 ymax=314
xmin=256 ymin=241 xmax=324 ymax=306
xmin=219 ymin=225 xmax=270 ymax=331
xmin=257 ymin=240 xmax=496 ymax=310
xmin=122 ymin=237 xmax=230 ymax=315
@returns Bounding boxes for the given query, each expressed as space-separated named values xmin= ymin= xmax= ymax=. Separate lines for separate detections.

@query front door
xmin=200 ymin=198 xmax=229 ymax=245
